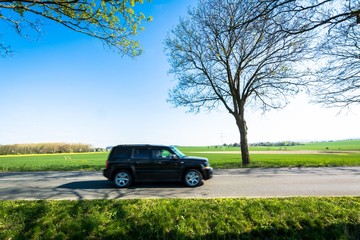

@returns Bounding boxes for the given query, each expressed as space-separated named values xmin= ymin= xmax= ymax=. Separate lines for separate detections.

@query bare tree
xmin=309 ymin=0 xmax=360 ymax=108
xmin=260 ymin=0 xmax=360 ymax=108
xmin=165 ymin=0 xmax=313 ymax=165
xmin=0 ymin=0 xmax=152 ymax=57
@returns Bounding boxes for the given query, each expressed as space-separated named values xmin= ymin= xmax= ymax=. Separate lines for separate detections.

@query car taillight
xmin=105 ymin=160 xmax=109 ymax=169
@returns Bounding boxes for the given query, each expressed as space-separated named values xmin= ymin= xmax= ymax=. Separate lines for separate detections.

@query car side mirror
xmin=172 ymin=154 xmax=178 ymax=160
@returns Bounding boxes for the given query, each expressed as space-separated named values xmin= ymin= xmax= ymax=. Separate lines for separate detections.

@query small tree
xmin=165 ymin=0 xmax=313 ymax=165
xmin=0 ymin=0 xmax=152 ymax=57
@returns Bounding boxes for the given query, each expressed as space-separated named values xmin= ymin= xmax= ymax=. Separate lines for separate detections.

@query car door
xmin=151 ymin=147 xmax=182 ymax=181
xmin=132 ymin=147 xmax=154 ymax=181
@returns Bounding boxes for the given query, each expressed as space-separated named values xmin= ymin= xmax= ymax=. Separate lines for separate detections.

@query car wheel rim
xmin=186 ymin=171 xmax=200 ymax=186
xmin=115 ymin=172 xmax=129 ymax=187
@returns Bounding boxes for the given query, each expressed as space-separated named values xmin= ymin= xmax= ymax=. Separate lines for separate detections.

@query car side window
xmin=133 ymin=148 xmax=151 ymax=159
xmin=109 ymin=147 xmax=131 ymax=160
xmin=152 ymin=149 xmax=172 ymax=159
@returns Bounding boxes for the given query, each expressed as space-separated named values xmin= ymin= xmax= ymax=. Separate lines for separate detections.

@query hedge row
xmin=0 ymin=143 xmax=92 ymax=155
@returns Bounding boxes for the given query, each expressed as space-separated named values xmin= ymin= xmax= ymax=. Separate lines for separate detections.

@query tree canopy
xmin=0 ymin=0 xmax=152 ymax=57
xmin=259 ymin=0 xmax=360 ymax=108
xmin=309 ymin=0 xmax=360 ymax=108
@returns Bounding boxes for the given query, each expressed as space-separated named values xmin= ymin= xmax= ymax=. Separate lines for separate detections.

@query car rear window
xmin=109 ymin=147 xmax=131 ymax=160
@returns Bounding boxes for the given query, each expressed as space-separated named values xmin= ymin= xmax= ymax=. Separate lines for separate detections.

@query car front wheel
xmin=184 ymin=169 xmax=203 ymax=187
xmin=114 ymin=170 xmax=132 ymax=188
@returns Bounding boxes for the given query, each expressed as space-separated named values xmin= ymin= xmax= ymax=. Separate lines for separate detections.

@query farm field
xmin=0 ymin=152 xmax=106 ymax=172
xmin=0 ymin=140 xmax=359 ymax=171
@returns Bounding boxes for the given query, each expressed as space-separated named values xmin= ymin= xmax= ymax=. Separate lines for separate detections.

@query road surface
xmin=0 ymin=167 xmax=359 ymax=200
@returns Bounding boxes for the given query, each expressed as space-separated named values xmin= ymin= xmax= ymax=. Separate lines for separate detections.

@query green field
xmin=0 ymin=140 xmax=359 ymax=171
xmin=1 ymin=197 xmax=359 ymax=239
xmin=0 ymin=152 xmax=107 ymax=172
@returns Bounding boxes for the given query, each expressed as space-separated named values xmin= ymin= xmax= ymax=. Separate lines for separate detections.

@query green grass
xmin=282 ymin=139 xmax=360 ymax=151
xmin=0 ymin=197 xmax=359 ymax=239
xmin=0 ymin=152 xmax=107 ymax=172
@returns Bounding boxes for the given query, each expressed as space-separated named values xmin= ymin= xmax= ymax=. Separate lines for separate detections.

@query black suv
xmin=103 ymin=144 xmax=213 ymax=187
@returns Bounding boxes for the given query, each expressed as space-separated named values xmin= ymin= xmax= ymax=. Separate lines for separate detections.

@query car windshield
xmin=170 ymin=146 xmax=186 ymax=158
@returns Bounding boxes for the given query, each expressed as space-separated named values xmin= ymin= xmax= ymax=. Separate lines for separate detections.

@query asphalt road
xmin=0 ymin=167 xmax=359 ymax=200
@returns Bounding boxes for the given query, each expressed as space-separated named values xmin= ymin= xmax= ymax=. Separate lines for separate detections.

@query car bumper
xmin=203 ymin=167 xmax=214 ymax=180
xmin=103 ymin=168 xmax=111 ymax=180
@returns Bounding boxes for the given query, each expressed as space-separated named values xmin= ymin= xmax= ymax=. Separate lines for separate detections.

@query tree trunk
xmin=235 ymin=112 xmax=250 ymax=165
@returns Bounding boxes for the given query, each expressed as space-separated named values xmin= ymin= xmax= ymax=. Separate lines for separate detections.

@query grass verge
xmin=0 ymin=197 xmax=359 ymax=239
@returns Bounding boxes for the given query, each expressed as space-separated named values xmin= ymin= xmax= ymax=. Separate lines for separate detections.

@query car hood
xmin=182 ymin=156 xmax=208 ymax=161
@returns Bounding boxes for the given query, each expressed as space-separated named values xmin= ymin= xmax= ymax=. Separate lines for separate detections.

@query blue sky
xmin=1 ymin=0 xmax=360 ymax=147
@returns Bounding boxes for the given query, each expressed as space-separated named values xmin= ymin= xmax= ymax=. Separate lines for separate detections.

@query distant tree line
xmin=250 ymin=141 xmax=303 ymax=147
xmin=0 ymin=143 xmax=93 ymax=155
xmin=221 ymin=141 xmax=303 ymax=147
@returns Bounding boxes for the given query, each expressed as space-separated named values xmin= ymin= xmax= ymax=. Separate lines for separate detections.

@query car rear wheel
xmin=184 ymin=169 xmax=202 ymax=187
xmin=114 ymin=170 xmax=132 ymax=188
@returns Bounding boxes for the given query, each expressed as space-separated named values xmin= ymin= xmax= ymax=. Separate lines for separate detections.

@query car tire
xmin=184 ymin=169 xmax=203 ymax=187
xmin=113 ymin=170 xmax=132 ymax=188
